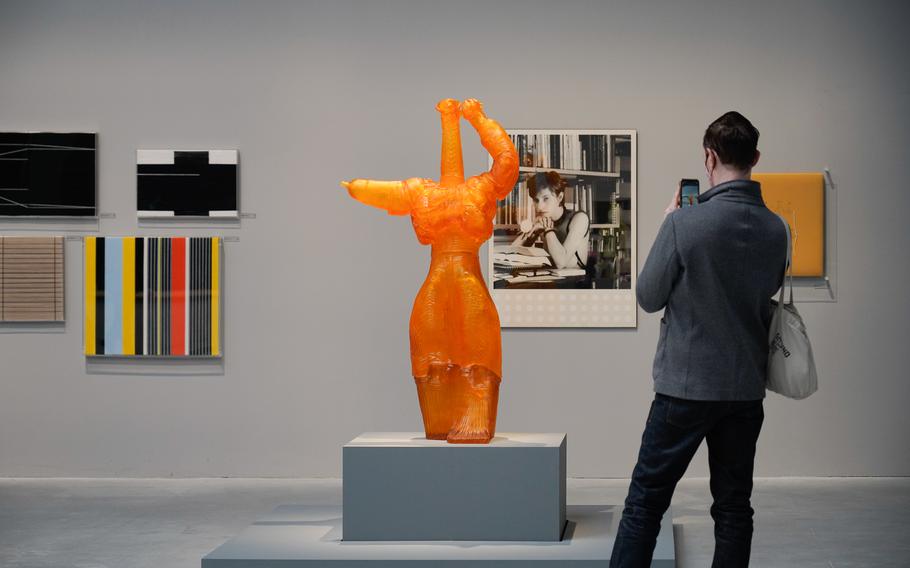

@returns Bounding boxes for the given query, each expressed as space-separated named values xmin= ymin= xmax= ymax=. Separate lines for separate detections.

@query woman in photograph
xmin=512 ymin=171 xmax=590 ymax=269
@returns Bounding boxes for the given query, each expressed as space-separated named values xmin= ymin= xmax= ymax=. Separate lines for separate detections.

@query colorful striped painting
xmin=84 ymin=237 xmax=221 ymax=357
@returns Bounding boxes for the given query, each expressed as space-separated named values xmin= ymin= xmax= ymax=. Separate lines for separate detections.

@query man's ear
xmin=751 ymin=150 xmax=761 ymax=169
xmin=704 ymin=147 xmax=717 ymax=171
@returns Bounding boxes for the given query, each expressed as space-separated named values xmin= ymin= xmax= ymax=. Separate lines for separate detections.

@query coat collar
xmin=698 ymin=179 xmax=764 ymax=205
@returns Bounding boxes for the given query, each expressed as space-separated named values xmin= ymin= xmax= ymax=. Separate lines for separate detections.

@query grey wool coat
xmin=637 ymin=179 xmax=788 ymax=401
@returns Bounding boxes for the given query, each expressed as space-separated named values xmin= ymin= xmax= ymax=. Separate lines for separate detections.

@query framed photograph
xmin=487 ymin=129 xmax=637 ymax=328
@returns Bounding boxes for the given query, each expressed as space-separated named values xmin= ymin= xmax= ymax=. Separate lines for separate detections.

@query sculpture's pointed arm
xmin=462 ymin=99 xmax=519 ymax=200
xmin=341 ymin=178 xmax=420 ymax=216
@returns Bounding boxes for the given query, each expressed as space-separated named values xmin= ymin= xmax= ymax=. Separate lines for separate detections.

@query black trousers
xmin=611 ymin=393 xmax=764 ymax=568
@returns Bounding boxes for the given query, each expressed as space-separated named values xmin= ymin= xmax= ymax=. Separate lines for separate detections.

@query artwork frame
xmin=0 ymin=132 xmax=96 ymax=217
xmin=753 ymin=171 xmax=838 ymax=302
xmin=0 ymin=236 xmax=64 ymax=322
xmin=487 ymin=129 xmax=637 ymax=328
xmin=137 ymin=150 xmax=238 ymax=218
xmin=83 ymin=236 xmax=223 ymax=358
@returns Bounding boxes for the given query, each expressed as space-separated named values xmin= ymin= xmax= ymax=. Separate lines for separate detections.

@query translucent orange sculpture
xmin=342 ymin=99 xmax=518 ymax=444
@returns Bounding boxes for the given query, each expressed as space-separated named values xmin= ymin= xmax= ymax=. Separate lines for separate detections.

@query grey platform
xmin=343 ymin=432 xmax=566 ymax=541
xmin=201 ymin=503 xmax=676 ymax=567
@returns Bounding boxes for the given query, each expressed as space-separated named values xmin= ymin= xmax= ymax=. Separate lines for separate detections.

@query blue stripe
xmin=104 ymin=237 xmax=123 ymax=355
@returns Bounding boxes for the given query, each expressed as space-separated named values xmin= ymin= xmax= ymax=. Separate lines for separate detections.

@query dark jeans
xmin=610 ymin=393 xmax=764 ymax=568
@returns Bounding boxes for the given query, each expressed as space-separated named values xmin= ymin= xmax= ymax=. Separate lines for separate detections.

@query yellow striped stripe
xmin=84 ymin=237 xmax=96 ymax=355
xmin=211 ymin=237 xmax=220 ymax=355
xmin=122 ymin=237 xmax=135 ymax=355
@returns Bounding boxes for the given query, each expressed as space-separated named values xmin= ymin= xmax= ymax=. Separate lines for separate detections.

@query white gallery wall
xmin=1 ymin=0 xmax=908 ymax=477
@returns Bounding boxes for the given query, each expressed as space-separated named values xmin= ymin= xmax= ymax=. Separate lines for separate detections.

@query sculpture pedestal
xmin=202 ymin=432 xmax=677 ymax=566
xmin=201 ymin=504 xmax=676 ymax=567
xmin=343 ymin=432 xmax=566 ymax=541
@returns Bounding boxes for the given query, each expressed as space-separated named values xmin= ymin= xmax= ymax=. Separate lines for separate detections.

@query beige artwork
xmin=0 ymin=236 xmax=64 ymax=322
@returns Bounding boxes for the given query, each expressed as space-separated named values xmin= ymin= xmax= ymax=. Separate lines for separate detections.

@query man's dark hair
xmin=703 ymin=111 xmax=760 ymax=171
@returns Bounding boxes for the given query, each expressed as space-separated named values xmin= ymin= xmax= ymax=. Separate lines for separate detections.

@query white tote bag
xmin=767 ymin=216 xmax=818 ymax=399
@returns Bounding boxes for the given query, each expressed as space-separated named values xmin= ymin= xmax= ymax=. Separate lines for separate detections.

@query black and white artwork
xmin=137 ymin=150 xmax=238 ymax=218
xmin=487 ymin=129 xmax=637 ymax=328
xmin=0 ymin=132 xmax=96 ymax=217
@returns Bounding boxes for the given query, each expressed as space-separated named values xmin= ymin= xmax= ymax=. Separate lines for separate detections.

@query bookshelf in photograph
xmin=497 ymin=132 xmax=632 ymax=230
xmin=488 ymin=130 xmax=637 ymax=328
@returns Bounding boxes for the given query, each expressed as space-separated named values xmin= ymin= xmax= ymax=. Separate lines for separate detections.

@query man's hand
xmin=664 ymin=183 xmax=681 ymax=217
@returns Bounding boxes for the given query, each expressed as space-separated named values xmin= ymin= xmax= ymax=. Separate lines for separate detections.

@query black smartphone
xmin=680 ymin=179 xmax=700 ymax=207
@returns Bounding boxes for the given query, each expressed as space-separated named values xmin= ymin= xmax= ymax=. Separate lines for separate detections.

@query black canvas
xmin=0 ymin=132 xmax=96 ymax=217
xmin=137 ymin=150 xmax=238 ymax=217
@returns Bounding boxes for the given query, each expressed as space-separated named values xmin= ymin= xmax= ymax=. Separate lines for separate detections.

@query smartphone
xmin=680 ymin=179 xmax=700 ymax=208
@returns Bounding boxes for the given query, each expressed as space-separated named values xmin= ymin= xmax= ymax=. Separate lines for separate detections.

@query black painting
xmin=137 ymin=150 xmax=238 ymax=217
xmin=0 ymin=132 xmax=96 ymax=217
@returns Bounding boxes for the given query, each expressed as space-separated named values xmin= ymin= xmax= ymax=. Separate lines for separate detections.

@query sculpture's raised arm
xmin=341 ymin=178 xmax=421 ymax=216
xmin=461 ymin=99 xmax=519 ymax=199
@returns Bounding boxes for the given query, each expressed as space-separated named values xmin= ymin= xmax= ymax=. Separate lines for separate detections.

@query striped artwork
xmin=84 ymin=237 xmax=221 ymax=357
xmin=0 ymin=236 xmax=64 ymax=322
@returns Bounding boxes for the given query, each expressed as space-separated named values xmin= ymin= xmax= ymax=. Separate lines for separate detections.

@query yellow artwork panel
xmin=753 ymin=173 xmax=825 ymax=277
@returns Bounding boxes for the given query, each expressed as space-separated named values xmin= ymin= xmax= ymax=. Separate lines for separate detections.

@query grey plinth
xmin=201 ymin=504 xmax=677 ymax=567
xmin=342 ymin=432 xmax=567 ymax=542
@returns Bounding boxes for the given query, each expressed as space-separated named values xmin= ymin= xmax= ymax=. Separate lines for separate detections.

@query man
xmin=610 ymin=112 xmax=788 ymax=567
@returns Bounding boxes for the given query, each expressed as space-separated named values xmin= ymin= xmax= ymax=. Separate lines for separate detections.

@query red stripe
xmin=171 ymin=237 xmax=186 ymax=355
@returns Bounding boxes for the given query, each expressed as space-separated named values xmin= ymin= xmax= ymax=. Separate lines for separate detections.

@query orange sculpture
xmin=342 ymin=99 xmax=518 ymax=444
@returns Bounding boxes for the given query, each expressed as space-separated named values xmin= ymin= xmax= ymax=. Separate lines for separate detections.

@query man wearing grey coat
xmin=611 ymin=112 xmax=788 ymax=568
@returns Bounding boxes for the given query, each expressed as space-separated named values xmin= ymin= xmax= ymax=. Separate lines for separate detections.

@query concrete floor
xmin=0 ymin=478 xmax=908 ymax=568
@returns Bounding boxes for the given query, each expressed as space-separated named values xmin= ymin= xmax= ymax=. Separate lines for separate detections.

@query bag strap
xmin=775 ymin=214 xmax=793 ymax=307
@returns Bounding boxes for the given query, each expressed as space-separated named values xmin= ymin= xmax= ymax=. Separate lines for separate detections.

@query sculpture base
xmin=201 ymin=504 xmax=676 ymax=567
xmin=343 ymin=432 xmax=565 ymax=541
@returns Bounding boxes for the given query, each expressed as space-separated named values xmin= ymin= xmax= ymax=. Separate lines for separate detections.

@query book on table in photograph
xmin=83 ymin=236 xmax=222 ymax=357
xmin=0 ymin=132 xmax=96 ymax=217
xmin=487 ymin=129 xmax=637 ymax=328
